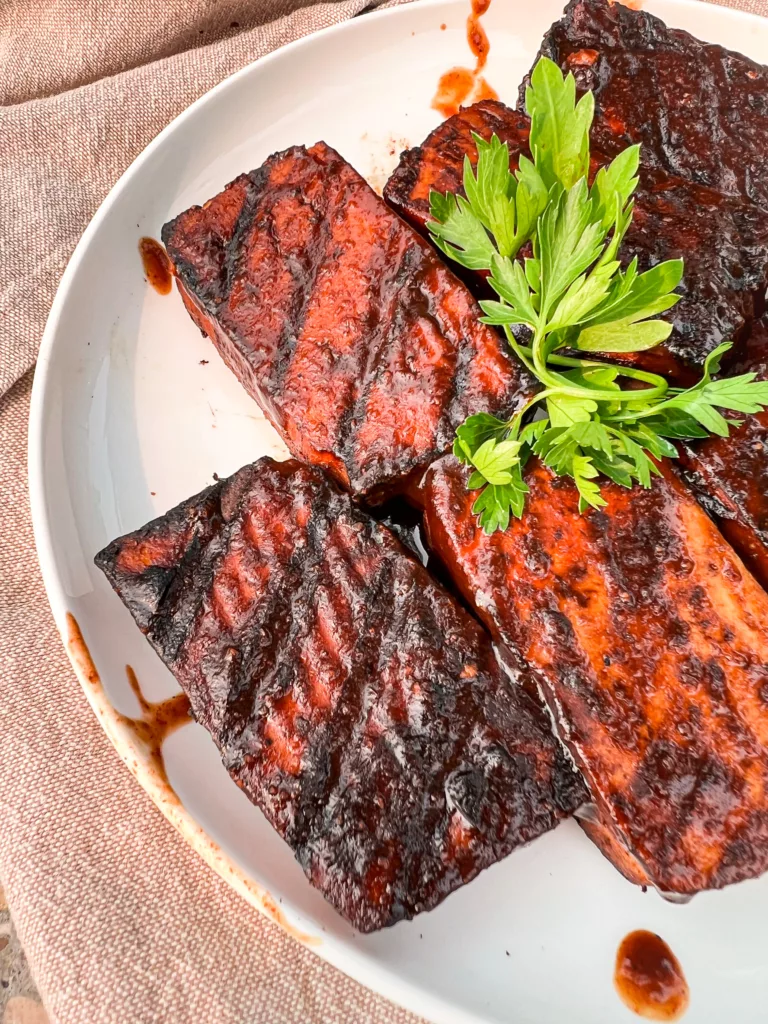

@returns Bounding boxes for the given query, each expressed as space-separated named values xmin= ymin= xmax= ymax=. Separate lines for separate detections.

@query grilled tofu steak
xmin=95 ymin=458 xmax=587 ymax=932
xmin=524 ymin=0 xmax=768 ymax=209
xmin=679 ymin=316 xmax=768 ymax=591
xmin=423 ymin=455 xmax=768 ymax=895
xmin=385 ymin=100 xmax=768 ymax=384
xmin=161 ymin=143 xmax=533 ymax=504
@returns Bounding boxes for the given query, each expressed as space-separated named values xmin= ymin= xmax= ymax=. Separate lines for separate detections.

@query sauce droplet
xmin=139 ymin=236 xmax=173 ymax=295
xmin=615 ymin=930 xmax=689 ymax=1021
xmin=431 ymin=0 xmax=496 ymax=118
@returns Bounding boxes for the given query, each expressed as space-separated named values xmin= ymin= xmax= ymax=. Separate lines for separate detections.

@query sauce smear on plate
xmin=139 ymin=236 xmax=173 ymax=295
xmin=432 ymin=0 xmax=497 ymax=118
xmin=125 ymin=664 xmax=192 ymax=779
xmin=432 ymin=68 xmax=476 ymax=118
xmin=615 ymin=930 xmax=689 ymax=1020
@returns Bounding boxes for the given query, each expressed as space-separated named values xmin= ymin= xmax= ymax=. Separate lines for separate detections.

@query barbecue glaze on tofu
xmin=95 ymin=458 xmax=587 ymax=932
xmin=161 ymin=143 xmax=534 ymax=503
xmin=524 ymin=0 xmax=768 ymax=209
xmin=385 ymin=101 xmax=768 ymax=384
xmin=423 ymin=455 xmax=768 ymax=895
xmin=679 ymin=316 xmax=768 ymax=591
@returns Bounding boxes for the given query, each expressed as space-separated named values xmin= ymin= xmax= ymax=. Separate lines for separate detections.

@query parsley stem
xmin=502 ymin=326 xmax=537 ymax=378
xmin=531 ymin=328 xmax=556 ymax=390
xmin=525 ymin=348 xmax=668 ymax=392
xmin=514 ymin=328 xmax=670 ymax=404
xmin=607 ymin=398 xmax=679 ymax=423
xmin=546 ymin=371 xmax=669 ymax=404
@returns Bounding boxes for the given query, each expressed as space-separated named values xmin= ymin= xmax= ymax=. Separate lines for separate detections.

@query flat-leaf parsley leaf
xmin=427 ymin=56 xmax=768 ymax=533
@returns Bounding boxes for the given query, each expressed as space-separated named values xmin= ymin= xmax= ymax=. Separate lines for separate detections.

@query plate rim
xmin=26 ymin=2 xmax=768 ymax=1022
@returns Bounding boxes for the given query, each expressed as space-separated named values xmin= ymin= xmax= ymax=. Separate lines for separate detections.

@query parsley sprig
xmin=428 ymin=57 xmax=768 ymax=532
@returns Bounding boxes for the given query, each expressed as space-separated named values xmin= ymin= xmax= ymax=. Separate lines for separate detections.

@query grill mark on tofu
xmin=95 ymin=457 xmax=586 ymax=932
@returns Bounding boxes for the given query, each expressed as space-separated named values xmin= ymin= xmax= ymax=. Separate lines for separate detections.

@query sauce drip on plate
xmin=472 ymin=77 xmax=498 ymax=104
xmin=65 ymin=613 xmax=192 ymax=796
xmin=432 ymin=68 xmax=476 ymax=119
xmin=432 ymin=0 xmax=498 ymax=119
xmin=139 ymin=236 xmax=173 ymax=295
xmin=467 ymin=1 xmax=490 ymax=71
xmin=124 ymin=665 xmax=192 ymax=785
xmin=615 ymin=930 xmax=689 ymax=1021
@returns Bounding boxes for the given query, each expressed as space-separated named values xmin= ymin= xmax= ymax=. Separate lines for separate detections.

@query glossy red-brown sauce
xmin=472 ymin=77 xmax=498 ymax=103
xmin=615 ymin=931 xmax=689 ymax=1021
xmin=432 ymin=68 xmax=476 ymax=118
xmin=124 ymin=665 xmax=192 ymax=787
xmin=139 ymin=236 xmax=173 ymax=295
xmin=432 ymin=0 xmax=496 ymax=118
xmin=467 ymin=11 xmax=489 ymax=71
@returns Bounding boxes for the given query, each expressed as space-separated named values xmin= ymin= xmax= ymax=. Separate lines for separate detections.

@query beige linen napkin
xmin=1 ymin=0 xmax=767 ymax=1022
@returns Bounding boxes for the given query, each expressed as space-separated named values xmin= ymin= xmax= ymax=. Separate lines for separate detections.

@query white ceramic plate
xmin=29 ymin=1 xmax=768 ymax=1021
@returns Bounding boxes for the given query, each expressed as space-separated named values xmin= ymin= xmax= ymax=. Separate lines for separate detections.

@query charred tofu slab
xmin=679 ymin=316 xmax=768 ymax=591
xmin=161 ymin=143 xmax=533 ymax=503
xmin=423 ymin=455 xmax=768 ymax=896
xmin=385 ymin=100 xmax=768 ymax=383
xmin=524 ymin=0 xmax=768 ymax=209
xmin=95 ymin=458 xmax=586 ymax=932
